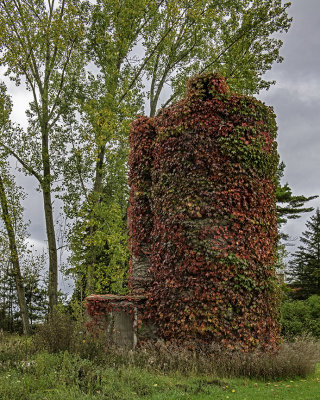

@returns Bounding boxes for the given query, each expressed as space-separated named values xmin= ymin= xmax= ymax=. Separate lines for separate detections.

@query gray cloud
xmin=279 ymin=0 xmax=320 ymax=79
xmin=258 ymin=0 xmax=320 ymax=254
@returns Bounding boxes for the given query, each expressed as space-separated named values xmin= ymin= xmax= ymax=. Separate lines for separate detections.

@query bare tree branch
xmin=0 ymin=140 xmax=42 ymax=183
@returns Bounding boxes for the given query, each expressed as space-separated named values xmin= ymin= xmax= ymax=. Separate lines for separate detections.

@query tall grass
xmin=27 ymin=310 xmax=320 ymax=380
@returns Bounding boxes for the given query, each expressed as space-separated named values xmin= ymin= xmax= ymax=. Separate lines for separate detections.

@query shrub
xmin=281 ymin=295 xmax=320 ymax=338
xmin=33 ymin=309 xmax=77 ymax=353
xmin=32 ymin=307 xmax=116 ymax=361
xmin=0 ymin=331 xmax=34 ymax=366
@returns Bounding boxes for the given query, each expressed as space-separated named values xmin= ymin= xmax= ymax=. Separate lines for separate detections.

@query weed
xmin=128 ymin=337 xmax=320 ymax=379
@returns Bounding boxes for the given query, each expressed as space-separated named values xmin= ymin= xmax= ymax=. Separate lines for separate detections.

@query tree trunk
xmin=43 ymin=187 xmax=58 ymax=313
xmin=85 ymin=144 xmax=106 ymax=295
xmin=41 ymin=123 xmax=58 ymax=315
xmin=0 ymin=175 xmax=30 ymax=335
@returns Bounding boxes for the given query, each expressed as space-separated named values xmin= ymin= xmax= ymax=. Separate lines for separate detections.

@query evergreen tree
xmin=276 ymin=162 xmax=317 ymax=229
xmin=22 ymin=251 xmax=49 ymax=326
xmin=289 ymin=208 xmax=320 ymax=299
xmin=0 ymin=260 xmax=18 ymax=332
xmin=274 ymin=161 xmax=317 ymax=272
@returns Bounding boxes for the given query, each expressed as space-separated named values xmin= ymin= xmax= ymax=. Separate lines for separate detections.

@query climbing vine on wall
xmin=128 ymin=117 xmax=155 ymax=258
xmin=128 ymin=73 xmax=280 ymax=351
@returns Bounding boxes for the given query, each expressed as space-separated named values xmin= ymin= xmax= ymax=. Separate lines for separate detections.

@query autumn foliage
xmin=128 ymin=73 xmax=280 ymax=350
xmin=86 ymin=73 xmax=280 ymax=350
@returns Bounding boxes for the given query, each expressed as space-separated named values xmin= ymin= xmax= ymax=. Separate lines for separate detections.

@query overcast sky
xmin=1 ymin=0 xmax=320 ymax=291
xmin=258 ymin=0 xmax=320 ymax=249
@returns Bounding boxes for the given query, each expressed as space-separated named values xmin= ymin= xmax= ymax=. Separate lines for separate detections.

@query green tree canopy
xmin=0 ymin=0 xmax=295 ymax=301
xmin=0 ymin=0 xmax=86 ymax=313
xmin=64 ymin=0 xmax=293 ymax=296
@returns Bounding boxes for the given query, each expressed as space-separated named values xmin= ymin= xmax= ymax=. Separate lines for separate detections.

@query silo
xmin=129 ymin=73 xmax=280 ymax=350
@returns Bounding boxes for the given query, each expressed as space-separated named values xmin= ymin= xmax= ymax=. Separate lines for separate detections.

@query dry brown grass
xmin=31 ymin=311 xmax=320 ymax=380
xmin=130 ymin=338 xmax=320 ymax=379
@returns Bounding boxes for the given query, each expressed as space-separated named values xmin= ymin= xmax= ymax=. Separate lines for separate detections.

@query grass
xmin=0 ymin=354 xmax=320 ymax=400
xmin=1 ymin=332 xmax=320 ymax=400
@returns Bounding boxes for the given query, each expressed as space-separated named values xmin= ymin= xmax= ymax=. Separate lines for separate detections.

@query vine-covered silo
xmin=129 ymin=73 xmax=280 ymax=350
xmin=86 ymin=73 xmax=280 ymax=351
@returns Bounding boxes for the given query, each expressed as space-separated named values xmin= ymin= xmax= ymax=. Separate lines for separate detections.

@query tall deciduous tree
xmin=0 ymin=173 xmax=31 ymax=334
xmin=0 ymin=82 xmax=30 ymax=334
xmin=65 ymin=0 xmax=151 ymax=295
xmin=0 ymin=0 xmax=86 ymax=313
xmin=289 ymin=208 xmax=320 ymax=300
xmin=143 ymin=0 xmax=292 ymax=115
xmin=65 ymin=0 xmax=292 ymax=295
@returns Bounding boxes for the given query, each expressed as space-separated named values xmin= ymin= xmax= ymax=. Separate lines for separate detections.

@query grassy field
xmin=0 ymin=353 xmax=319 ymax=400
xmin=1 ymin=333 xmax=320 ymax=400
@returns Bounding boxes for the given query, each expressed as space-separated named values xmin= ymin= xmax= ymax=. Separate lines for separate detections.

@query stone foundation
xmin=85 ymin=294 xmax=147 ymax=348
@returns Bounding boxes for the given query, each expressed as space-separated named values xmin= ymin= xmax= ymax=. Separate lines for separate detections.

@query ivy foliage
xmin=129 ymin=73 xmax=280 ymax=350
